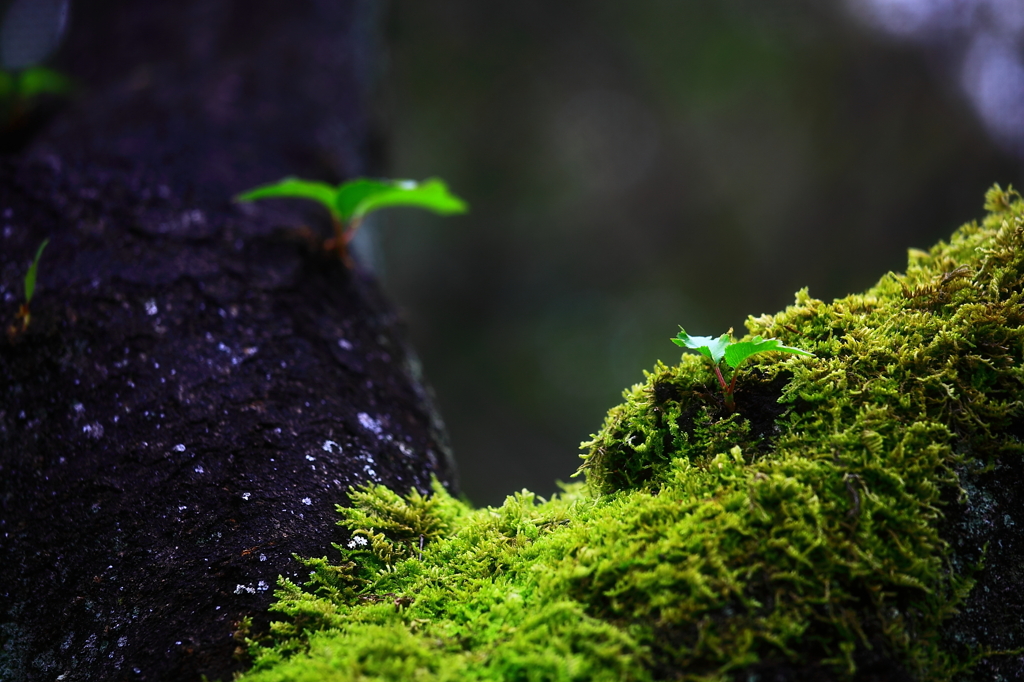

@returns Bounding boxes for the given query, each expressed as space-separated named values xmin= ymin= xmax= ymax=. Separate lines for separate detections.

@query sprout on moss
xmin=671 ymin=328 xmax=814 ymax=410
xmin=236 ymin=185 xmax=1024 ymax=682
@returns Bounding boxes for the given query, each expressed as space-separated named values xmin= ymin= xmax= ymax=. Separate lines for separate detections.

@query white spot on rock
xmin=358 ymin=412 xmax=382 ymax=435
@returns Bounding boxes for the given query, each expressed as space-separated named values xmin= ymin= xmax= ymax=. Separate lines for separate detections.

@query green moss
xmin=237 ymin=185 xmax=1024 ymax=681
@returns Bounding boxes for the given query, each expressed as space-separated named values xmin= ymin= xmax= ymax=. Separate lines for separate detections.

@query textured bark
xmin=0 ymin=2 xmax=456 ymax=681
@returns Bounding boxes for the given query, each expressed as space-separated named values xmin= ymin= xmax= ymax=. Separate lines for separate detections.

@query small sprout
xmin=671 ymin=327 xmax=813 ymax=410
xmin=0 ymin=66 xmax=73 ymax=133
xmin=234 ymin=176 xmax=467 ymax=266
xmin=15 ymin=66 xmax=72 ymax=99
xmin=13 ymin=237 xmax=48 ymax=332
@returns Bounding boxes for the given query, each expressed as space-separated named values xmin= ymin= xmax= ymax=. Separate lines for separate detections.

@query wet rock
xmin=0 ymin=1 xmax=455 ymax=681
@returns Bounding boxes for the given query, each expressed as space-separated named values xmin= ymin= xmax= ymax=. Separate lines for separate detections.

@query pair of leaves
xmin=672 ymin=328 xmax=813 ymax=369
xmin=235 ymin=176 xmax=467 ymax=225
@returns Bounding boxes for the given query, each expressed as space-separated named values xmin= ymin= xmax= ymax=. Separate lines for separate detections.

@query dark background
xmin=364 ymin=0 xmax=1024 ymax=505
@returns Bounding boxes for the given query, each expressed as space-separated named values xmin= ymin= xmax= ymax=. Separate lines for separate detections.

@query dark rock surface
xmin=0 ymin=1 xmax=456 ymax=680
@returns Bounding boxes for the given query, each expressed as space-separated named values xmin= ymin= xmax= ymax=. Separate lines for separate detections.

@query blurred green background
xmin=365 ymin=0 xmax=1022 ymax=505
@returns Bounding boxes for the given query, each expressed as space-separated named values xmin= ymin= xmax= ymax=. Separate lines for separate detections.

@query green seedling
xmin=0 ymin=66 xmax=72 ymax=122
xmin=0 ymin=66 xmax=72 ymax=99
xmin=672 ymin=327 xmax=813 ymax=410
xmin=235 ymin=176 xmax=467 ymax=266
xmin=14 ymin=238 xmax=48 ymax=332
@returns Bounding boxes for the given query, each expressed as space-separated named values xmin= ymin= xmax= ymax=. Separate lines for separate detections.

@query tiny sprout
xmin=671 ymin=327 xmax=813 ymax=411
xmin=234 ymin=176 xmax=467 ymax=266
xmin=1 ymin=66 xmax=72 ymax=99
xmin=14 ymin=238 xmax=48 ymax=332
xmin=0 ymin=66 xmax=73 ymax=127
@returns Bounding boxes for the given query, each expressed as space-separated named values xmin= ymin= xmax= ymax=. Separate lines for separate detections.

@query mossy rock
xmin=236 ymin=186 xmax=1024 ymax=681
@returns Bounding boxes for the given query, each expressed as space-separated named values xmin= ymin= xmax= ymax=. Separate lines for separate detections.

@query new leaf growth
xmin=672 ymin=327 xmax=813 ymax=410
xmin=15 ymin=238 xmax=48 ymax=332
xmin=234 ymin=177 xmax=467 ymax=266
xmin=0 ymin=67 xmax=73 ymax=129
xmin=0 ymin=66 xmax=72 ymax=100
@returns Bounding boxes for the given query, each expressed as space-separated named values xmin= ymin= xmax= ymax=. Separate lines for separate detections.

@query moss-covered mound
xmin=237 ymin=187 xmax=1024 ymax=681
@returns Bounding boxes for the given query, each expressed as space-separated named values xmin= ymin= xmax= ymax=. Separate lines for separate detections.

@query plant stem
xmin=339 ymin=216 xmax=362 ymax=268
xmin=725 ymin=372 xmax=738 ymax=412
xmin=712 ymin=363 xmax=729 ymax=392
xmin=327 ymin=216 xmax=357 ymax=268
xmin=344 ymin=215 xmax=364 ymax=245
xmin=712 ymin=363 xmax=737 ymax=412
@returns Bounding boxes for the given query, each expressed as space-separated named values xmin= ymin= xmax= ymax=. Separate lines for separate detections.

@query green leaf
xmin=333 ymin=178 xmax=398 ymax=222
xmin=24 ymin=238 xmax=49 ymax=304
xmin=234 ymin=177 xmax=341 ymax=221
xmin=235 ymin=177 xmax=468 ymax=227
xmin=16 ymin=67 xmax=72 ymax=98
xmin=671 ymin=328 xmax=731 ymax=364
xmin=722 ymin=335 xmax=814 ymax=369
xmin=345 ymin=178 xmax=468 ymax=222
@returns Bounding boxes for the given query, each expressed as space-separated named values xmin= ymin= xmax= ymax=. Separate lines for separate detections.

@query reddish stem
xmin=712 ymin=362 xmax=737 ymax=412
xmin=725 ymin=372 xmax=737 ymax=411
xmin=325 ymin=216 xmax=358 ymax=268
xmin=711 ymin=363 xmax=729 ymax=392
